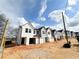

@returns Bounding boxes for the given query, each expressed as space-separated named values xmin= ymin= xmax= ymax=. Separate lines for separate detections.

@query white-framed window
xmin=25 ymin=28 xmax=28 ymax=33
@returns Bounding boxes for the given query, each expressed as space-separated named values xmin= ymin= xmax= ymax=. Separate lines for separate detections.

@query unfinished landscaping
xmin=0 ymin=38 xmax=79 ymax=59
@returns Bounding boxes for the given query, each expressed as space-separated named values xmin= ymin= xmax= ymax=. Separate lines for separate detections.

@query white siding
xmin=47 ymin=29 xmax=54 ymax=42
xmin=40 ymin=28 xmax=47 ymax=43
xmin=41 ymin=28 xmax=47 ymax=38
xmin=21 ymin=24 xmax=34 ymax=38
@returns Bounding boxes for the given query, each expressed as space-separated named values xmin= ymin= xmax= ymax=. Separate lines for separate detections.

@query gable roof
xmin=46 ymin=27 xmax=53 ymax=31
xmin=20 ymin=21 xmax=34 ymax=29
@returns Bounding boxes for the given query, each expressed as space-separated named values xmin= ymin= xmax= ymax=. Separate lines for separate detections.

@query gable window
xmin=48 ymin=32 xmax=50 ymax=34
xmin=29 ymin=29 xmax=31 ymax=33
xmin=25 ymin=28 xmax=28 ymax=33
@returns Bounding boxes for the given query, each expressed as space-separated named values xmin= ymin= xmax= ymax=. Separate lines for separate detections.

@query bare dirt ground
xmin=0 ymin=38 xmax=79 ymax=59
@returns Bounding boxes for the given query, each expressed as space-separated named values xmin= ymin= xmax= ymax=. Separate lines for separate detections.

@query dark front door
xmin=29 ymin=38 xmax=36 ymax=44
xmin=21 ymin=38 xmax=25 ymax=45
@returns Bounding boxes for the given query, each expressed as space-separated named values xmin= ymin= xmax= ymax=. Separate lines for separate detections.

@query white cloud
xmin=38 ymin=16 xmax=46 ymax=21
xmin=39 ymin=0 xmax=47 ymax=17
xmin=48 ymin=10 xmax=65 ymax=22
xmin=66 ymin=6 xmax=72 ymax=10
xmin=68 ymin=12 xmax=79 ymax=27
xmin=38 ymin=0 xmax=47 ymax=21
xmin=7 ymin=17 xmax=27 ymax=28
xmin=0 ymin=0 xmax=36 ymax=28
xmin=51 ymin=23 xmax=63 ymax=30
xmin=31 ymin=22 xmax=41 ymax=28
xmin=17 ymin=17 xmax=28 ymax=25
xmin=66 ymin=0 xmax=78 ymax=11
xmin=48 ymin=9 xmax=79 ymax=32
xmin=68 ymin=0 xmax=77 ymax=6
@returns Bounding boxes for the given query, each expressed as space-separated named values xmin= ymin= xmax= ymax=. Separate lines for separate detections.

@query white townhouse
xmin=46 ymin=28 xmax=54 ymax=42
xmin=71 ymin=31 xmax=76 ymax=38
xmin=17 ymin=22 xmax=39 ymax=45
xmin=57 ymin=30 xmax=64 ymax=40
xmin=17 ymin=22 xmax=57 ymax=45
xmin=36 ymin=27 xmax=55 ymax=43
xmin=56 ymin=30 xmax=74 ymax=40
xmin=36 ymin=27 xmax=47 ymax=43
xmin=54 ymin=30 xmax=62 ymax=40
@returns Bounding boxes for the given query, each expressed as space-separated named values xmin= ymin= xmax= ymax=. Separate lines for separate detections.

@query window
xmin=48 ymin=32 xmax=50 ymax=34
xmin=25 ymin=28 xmax=28 ymax=33
xmin=29 ymin=29 xmax=31 ymax=33
xmin=34 ymin=30 xmax=35 ymax=34
xmin=43 ymin=31 xmax=45 ymax=34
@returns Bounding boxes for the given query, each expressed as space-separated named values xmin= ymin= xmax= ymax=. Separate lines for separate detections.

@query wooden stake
xmin=1 ymin=20 xmax=8 ymax=59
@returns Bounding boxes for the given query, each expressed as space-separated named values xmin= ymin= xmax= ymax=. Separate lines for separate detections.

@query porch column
xmin=36 ymin=38 xmax=39 ymax=44
xmin=26 ymin=37 xmax=29 ymax=45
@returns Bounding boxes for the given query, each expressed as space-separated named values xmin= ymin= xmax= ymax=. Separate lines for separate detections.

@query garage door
xmin=29 ymin=38 xmax=36 ymax=44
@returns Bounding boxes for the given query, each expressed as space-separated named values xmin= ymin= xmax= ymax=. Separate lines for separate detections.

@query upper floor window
xmin=29 ymin=29 xmax=31 ymax=33
xmin=34 ymin=30 xmax=35 ymax=34
xmin=42 ymin=31 xmax=45 ymax=34
xmin=25 ymin=28 xmax=28 ymax=33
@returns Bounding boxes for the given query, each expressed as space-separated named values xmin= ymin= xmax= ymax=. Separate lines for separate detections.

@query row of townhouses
xmin=16 ymin=21 xmax=76 ymax=45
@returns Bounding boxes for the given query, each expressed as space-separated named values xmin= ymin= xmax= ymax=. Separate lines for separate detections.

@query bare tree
xmin=0 ymin=14 xmax=7 ymax=45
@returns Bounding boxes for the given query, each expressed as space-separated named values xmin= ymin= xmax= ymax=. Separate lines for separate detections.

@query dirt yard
xmin=0 ymin=38 xmax=79 ymax=59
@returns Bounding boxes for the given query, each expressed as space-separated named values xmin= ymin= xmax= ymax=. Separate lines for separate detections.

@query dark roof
xmin=57 ymin=29 xmax=72 ymax=32
xmin=46 ymin=27 xmax=52 ymax=30
xmin=38 ymin=26 xmax=45 ymax=30
xmin=52 ymin=29 xmax=56 ymax=31
xmin=57 ymin=29 xmax=63 ymax=32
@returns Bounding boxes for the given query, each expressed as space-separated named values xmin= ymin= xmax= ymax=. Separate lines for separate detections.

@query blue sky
xmin=23 ymin=0 xmax=67 ymax=26
xmin=0 ymin=0 xmax=79 ymax=31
